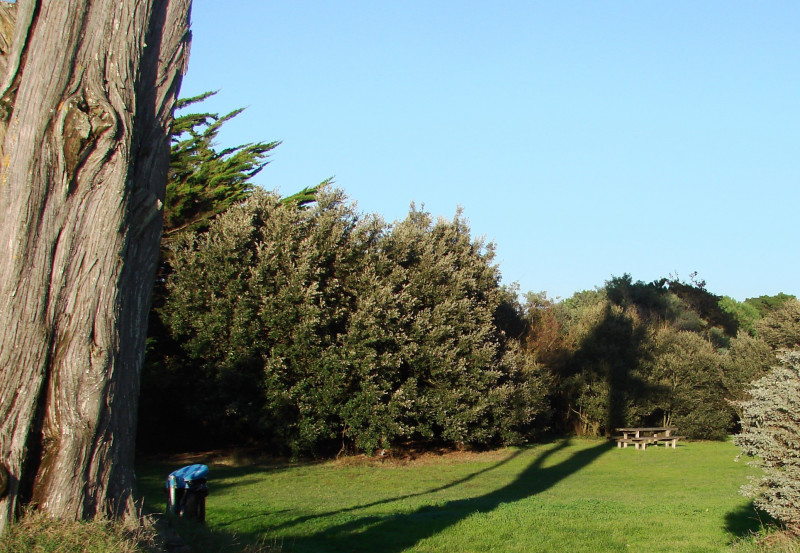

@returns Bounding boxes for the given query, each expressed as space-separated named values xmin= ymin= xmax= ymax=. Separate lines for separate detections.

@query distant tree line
xmin=138 ymin=93 xmax=799 ymax=458
xmin=523 ymin=275 xmax=797 ymax=440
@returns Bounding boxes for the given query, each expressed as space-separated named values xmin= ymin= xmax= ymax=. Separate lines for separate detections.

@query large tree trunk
xmin=0 ymin=0 xmax=191 ymax=530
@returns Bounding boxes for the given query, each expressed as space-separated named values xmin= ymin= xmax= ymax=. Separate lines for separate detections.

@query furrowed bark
xmin=0 ymin=0 xmax=191 ymax=530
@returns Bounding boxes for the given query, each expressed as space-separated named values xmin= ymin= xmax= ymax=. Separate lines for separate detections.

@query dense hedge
xmin=140 ymin=188 xmax=550 ymax=455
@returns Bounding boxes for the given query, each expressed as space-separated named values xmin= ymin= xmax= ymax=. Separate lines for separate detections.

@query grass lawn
xmin=137 ymin=438 xmax=766 ymax=553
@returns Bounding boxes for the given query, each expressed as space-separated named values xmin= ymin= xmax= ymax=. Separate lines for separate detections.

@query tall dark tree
xmin=0 ymin=0 xmax=191 ymax=529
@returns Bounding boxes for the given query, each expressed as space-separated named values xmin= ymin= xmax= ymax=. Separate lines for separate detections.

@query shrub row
xmin=140 ymin=188 xmax=549 ymax=455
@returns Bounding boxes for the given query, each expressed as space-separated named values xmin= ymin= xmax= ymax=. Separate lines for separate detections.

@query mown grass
xmin=136 ymin=438 xmax=796 ymax=553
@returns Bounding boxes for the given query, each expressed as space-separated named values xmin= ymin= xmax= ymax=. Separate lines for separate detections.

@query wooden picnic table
xmin=616 ymin=427 xmax=677 ymax=439
xmin=614 ymin=427 xmax=682 ymax=450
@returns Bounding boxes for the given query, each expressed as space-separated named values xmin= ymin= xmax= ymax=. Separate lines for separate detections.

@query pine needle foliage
xmin=163 ymin=91 xmax=281 ymax=240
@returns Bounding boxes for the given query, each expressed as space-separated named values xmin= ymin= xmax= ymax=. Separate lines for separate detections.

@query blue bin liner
xmin=166 ymin=464 xmax=209 ymax=490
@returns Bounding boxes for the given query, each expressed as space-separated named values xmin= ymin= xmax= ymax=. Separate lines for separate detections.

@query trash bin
xmin=166 ymin=464 xmax=209 ymax=522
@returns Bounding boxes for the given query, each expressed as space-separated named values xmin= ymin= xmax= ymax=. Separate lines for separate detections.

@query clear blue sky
xmin=180 ymin=1 xmax=798 ymax=301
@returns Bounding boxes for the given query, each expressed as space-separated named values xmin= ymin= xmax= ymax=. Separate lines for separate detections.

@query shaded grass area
xmin=137 ymin=439 xmax=768 ymax=553
xmin=0 ymin=511 xmax=160 ymax=553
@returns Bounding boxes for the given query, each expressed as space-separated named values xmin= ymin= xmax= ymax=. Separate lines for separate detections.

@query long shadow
xmin=218 ymin=448 xmax=527 ymax=532
xmin=279 ymin=439 xmax=613 ymax=553
xmin=138 ymin=452 xmax=527 ymax=528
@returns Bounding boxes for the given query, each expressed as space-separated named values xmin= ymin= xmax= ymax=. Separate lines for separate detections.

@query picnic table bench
xmin=614 ymin=428 xmax=683 ymax=450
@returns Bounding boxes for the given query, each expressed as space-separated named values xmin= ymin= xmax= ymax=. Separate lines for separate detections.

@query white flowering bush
xmin=735 ymin=351 xmax=800 ymax=532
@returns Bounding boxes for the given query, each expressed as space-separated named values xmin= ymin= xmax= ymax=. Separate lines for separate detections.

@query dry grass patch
xmin=0 ymin=511 xmax=160 ymax=553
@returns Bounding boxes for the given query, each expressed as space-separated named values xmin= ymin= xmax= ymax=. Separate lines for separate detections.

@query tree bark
xmin=0 ymin=0 xmax=191 ymax=530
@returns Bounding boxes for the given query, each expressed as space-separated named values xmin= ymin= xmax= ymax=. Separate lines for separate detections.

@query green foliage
xmin=755 ymin=299 xmax=800 ymax=351
xmin=278 ymin=185 xmax=322 ymax=208
xmin=369 ymin=206 xmax=549 ymax=447
xmin=542 ymin=290 xmax=608 ymax=435
xmin=140 ymin=91 xmax=326 ymax=452
xmin=666 ymin=277 xmax=738 ymax=336
xmin=720 ymin=296 xmax=763 ymax=336
xmin=157 ymin=189 xmax=547 ymax=455
xmin=163 ymin=91 xmax=281 ymax=239
xmin=162 ymin=187 xmax=369 ymax=453
xmin=532 ymin=274 xmax=773 ymax=439
xmin=144 ymin=90 xmax=796 ymax=457
xmin=735 ymin=352 xmax=800 ymax=533
xmin=641 ymin=327 xmax=729 ymax=439
xmin=560 ymin=302 xmax=646 ymax=434
xmin=722 ymin=333 xmax=775 ymax=407
xmin=605 ymin=273 xmax=669 ymax=315
xmin=745 ymin=293 xmax=797 ymax=317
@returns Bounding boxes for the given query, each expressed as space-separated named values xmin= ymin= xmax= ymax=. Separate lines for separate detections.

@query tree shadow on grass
xmin=138 ymin=451 xmax=534 ymax=552
xmin=156 ymin=514 xmax=274 ymax=553
xmin=726 ymin=501 xmax=771 ymax=538
xmin=216 ymin=447 xmax=527 ymax=533
xmin=277 ymin=439 xmax=613 ymax=553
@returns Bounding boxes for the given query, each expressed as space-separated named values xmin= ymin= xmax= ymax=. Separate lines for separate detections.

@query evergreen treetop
xmin=164 ymin=91 xmax=282 ymax=239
